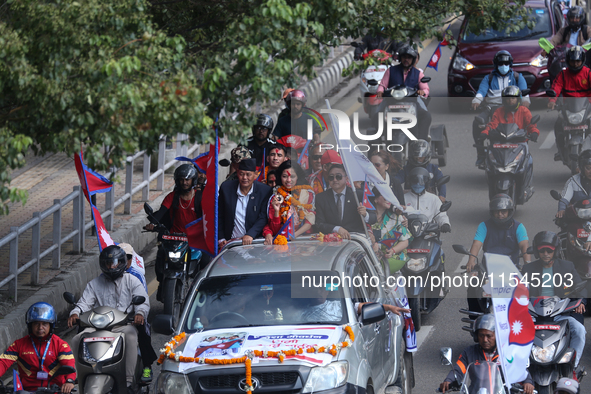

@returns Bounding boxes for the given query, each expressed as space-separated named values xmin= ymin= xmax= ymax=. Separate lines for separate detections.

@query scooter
xmin=400 ymin=188 xmax=451 ymax=332
xmin=63 ymin=292 xmax=148 ymax=394
xmin=476 ymin=115 xmax=540 ymax=204
xmin=0 ymin=366 xmax=77 ymax=394
xmin=351 ymin=42 xmax=393 ymax=118
xmin=144 ymin=202 xmax=202 ymax=327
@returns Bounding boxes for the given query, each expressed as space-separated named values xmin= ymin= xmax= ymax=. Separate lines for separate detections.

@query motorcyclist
xmin=143 ymin=163 xmax=202 ymax=299
xmin=557 ymin=149 xmax=591 ymax=220
xmin=545 ymin=7 xmax=591 ymax=54
xmin=439 ymin=314 xmax=534 ymax=394
xmin=375 ymin=44 xmax=432 ymax=140
xmin=472 ymin=50 xmax=530 ymax=168
xmin=548 ymin=46 xmax=591 ymax=161
xmin=68 ymin=245 xmax=151 ymax=392
xmin=522 ymin=231 xmax=587 ymax=368
xmin=403 ymin=167 xmax=451 ymax=232
xmin=0 ymin=303 xmax=76 ymax=393
xmin=247 ymin=114 xmax=277 ymax=167
xmin=395 ymin=139 xmax=447 ymax=201
xmin=273 ymin=90 xmax=321 ymax=141
xmin=465 ymin=194 xmax=530 ymax=313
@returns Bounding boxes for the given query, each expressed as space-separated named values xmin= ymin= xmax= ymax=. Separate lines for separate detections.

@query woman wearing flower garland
xmin=370 ymin=187 xmax=410 ymax=273
xmin=263 ymin=161 xmax=315 ymax=244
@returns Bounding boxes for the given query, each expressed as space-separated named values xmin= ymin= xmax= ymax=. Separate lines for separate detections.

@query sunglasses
xmin=328 ymin=174 xmax=344 ymax=181
xmin=311 ymin=155 xmax=322 ymax=161
xmin=538 ymin=247 xmax=554 ymax=255
xmin=498 ymin=61 xmax=511 ymax=66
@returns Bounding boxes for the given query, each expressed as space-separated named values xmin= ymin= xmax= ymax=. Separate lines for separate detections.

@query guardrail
xmin=0 ymin=134 xmax=200 ymax=301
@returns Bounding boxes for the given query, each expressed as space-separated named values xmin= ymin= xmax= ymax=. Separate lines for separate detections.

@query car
xmin=448 ymin=0 xmax=566 ymax=100
xmin=153 ymin=235 xmax=414 ymax=394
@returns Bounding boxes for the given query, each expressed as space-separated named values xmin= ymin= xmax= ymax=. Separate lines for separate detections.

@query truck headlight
xmin=302 ymin=361 xmax=348 ymax=393
xmin=530 ymin=54 xmax=547 ymax=68
xmin=406 ymin=257 xmax=427 ymax=272
xmin=532 ymin=344 xmax=556 ymax=363
xmin=452 ymin=53 xmax=474 ymax=71
xmin=156 ymin=372 xmax=193 ymax=394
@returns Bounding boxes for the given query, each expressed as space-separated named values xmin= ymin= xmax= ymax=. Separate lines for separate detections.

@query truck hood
xmin=458 ymin=40 xmax=544 ymax=66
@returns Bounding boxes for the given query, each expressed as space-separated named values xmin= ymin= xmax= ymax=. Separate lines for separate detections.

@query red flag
xmin=274 ymin=215 xmax=294 ymax=241
xmin=185 ymin=218 xmax=210 ymax=253
xmin=508 ymin=282 xmax=535 ymax=346
xmin=13 ymin=370 xmax=23 ymax=392
xmin=362 ymin=181 xmax=375 ymax=210
xmin=276 ymin=135 xmax=308 ymax=150
xmin=92 ymin=205 xmax=115 ymax=250
xmin=379 ymin=236 xmax=402 ymax=249
xmin=298 ymin=140 xmax=311 ymax=171
xmin=427 ymin=45 xmax=443 ymax=71
xmin=201 ymin=138 xmax=219 ymax=256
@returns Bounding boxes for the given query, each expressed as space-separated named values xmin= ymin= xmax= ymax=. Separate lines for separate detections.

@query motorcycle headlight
xmin=406 ymin=257 xmax=427 ymax=272
xmin=89 ymin=311 xmax=114 ymax=329
xmin=558 ymin=349 xmax=574 ymax=364
xmin=530 ymin=54 xmax=548 ymax=68
xmin=156 ymin=372 xmax=194 ymax=394
xmin=169 ymin=251 xmax=182 ymax=259
xmin=566 ymin=109 xmax=586 ymax=125
xmin=452 ymin=53 xmax=475 ymax=71
xmin=532 ymin=344 xmax=556 ymax=363
xmin=302 ymin=361 xmax=348 ymax=393
xmin=391 ymin=88 xmax=407 ymax=99
xmin=576 ymin=207 xmax=591 ymax=219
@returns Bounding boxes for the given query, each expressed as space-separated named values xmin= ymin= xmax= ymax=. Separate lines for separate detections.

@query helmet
xmin=578 ymin=149 xmax=591 ymax=171
xmin=566 ymin=46 xmax=586 ymax=73
xmin=567 ymin=6 xmax=586 ymax=30
xmin=408 ymin=139 xmax=431 ymax=167
xmin=289 ymin=90 xmax=307 ymax=105
xmin=489 ymin=193 xmax=515 ymax=225
xmin=532 ymin=231 xmax=560 ymax=259
xmin=493 ymin=50 xmax=513 ymax=71
xmin=253 ymin=114 xmax=274 ymax=133
xmin=174 ymin=163 xmax=198 ymax=190
xmin=26 ymin=302 xmax=56 ymax=335
xmin=408 ymin=167 xmax=430 ymax=195
xmin=472 ymin=314 xmax=495 ymax=342
xmin=99 ymin=245 xmax=128 ymax=281
xmin=398 ymin=44 xmax=418 ymax=63
xmin=502 ymin=86 xmax=521 ymax=112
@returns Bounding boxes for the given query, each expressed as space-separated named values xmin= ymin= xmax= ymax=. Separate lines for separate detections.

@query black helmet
xmin=532 ymin=231 xmax=560 ymax=259
xmin=408 ymin=139 xmax=431 ymax=167
xmin=408 ymin=167 xmax=430 ymax=195
xmin=566 ymin=46 xmax=586 ymax=73
xmin=567 ymin=6 xmax=586 ymax=30
xmin=489 ymin=193 xmax=515 ymax=225
xmin=578 ymin=149 xmax=591 ymax=171
xmin=472 ymin=314 xmax=495 ymax=342
xmin=502 ymin=86 xmax=521 ymax=112
xmin=398 ymin=44 xmax=418 ymax=63
xmin=99 ymin=245 xmax=127 ymax=281
xmin=493 ymin=50 xmax=513 ymax=69
xmin=26 ymin=302 xmax=56 ymax=335
xmin=174 ymin=163 xmax=198 ymax=191
xmin=253 ymin=114 xmax=274 ymax=133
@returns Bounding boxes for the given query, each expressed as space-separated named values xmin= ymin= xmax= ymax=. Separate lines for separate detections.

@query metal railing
xmin=0 ymin=134 xmax=200 ymax=301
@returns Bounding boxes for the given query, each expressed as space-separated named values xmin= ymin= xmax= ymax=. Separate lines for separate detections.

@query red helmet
xmin=288 ymin=90 xmax=307 ymax=105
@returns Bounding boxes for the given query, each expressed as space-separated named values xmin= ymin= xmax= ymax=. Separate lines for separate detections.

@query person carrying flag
xmin=439 ymin=314 xmax=534 ymax=394
xmin=522 ymin=231 xmax=587 ymax=368
xmin=0 ymin=302 xmax=76 ymax=393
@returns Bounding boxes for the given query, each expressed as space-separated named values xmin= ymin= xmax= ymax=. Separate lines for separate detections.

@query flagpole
xmin=324 ymin=99 xmax=371 ymax=240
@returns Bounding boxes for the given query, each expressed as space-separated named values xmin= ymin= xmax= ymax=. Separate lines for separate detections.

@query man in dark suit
xmin=522 ymin=230 xmax=587 ymax=368
xmin=315 ymin=164 xmax=375 ymax=239
xmin=218 ymin=159 xmax=273 ymax=248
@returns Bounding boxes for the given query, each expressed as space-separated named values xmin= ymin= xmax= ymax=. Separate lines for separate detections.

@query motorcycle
xmin=475 ymin=115 xmax=540 ymax=205
xmin=351 ymin=43 xmax=393 ymax=118
xmin=0 ymin=366 xmax=77 ymax=394
xmin=143 ymin=202 xmax=202 ymax=326
xmin=547 ymin=90 xmax=591 ymax=174
xmin=527 ymin=282 xmax=587 ymax=394
xmin=400 ymin=187 xmax=451 ymax=332
xmin=63 ymin=292 xmax=148 ymax=394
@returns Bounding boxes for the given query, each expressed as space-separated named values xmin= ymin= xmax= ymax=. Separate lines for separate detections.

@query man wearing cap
xmin=224 ymin=146 xmax=252 ymax=181
xmin=218 ymin=158 xmax=273 ymax=247
xmin=309 ymin=149 xmax=343 ymax=194
xmin=555 ymin=378 xmax=579 ymax=394
xmin=247 ymin=114 xmax=277 ymax=167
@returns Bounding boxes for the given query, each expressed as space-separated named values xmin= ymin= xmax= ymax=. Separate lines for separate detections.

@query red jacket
xmin=0 ymin=334 xmax=76 ymax=391
xmin=550 ymin=66 xmax=591 ymax=103
xmin=482 ymin=106 xmax=540 ymax=136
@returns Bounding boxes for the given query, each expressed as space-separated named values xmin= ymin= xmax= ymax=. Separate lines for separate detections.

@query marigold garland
xmin=274 ymin=235 xmax=287 ymax=245
xmin=157 ymin=325 xmax=355 ymax=393
xmin=276 ymin=186 xmax=314 ymax=223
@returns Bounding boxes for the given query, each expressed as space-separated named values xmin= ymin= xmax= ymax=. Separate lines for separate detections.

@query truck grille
xmin=200 ymin=372 xmax=299 ymax=389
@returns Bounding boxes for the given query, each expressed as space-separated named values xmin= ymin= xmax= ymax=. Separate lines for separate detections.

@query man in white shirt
xmin=403 ymin=167 xmax=451 ymax=232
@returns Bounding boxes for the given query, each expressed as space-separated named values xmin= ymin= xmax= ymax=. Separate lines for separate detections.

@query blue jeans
xmin=555 ymin=315 xmax=586 ymax=367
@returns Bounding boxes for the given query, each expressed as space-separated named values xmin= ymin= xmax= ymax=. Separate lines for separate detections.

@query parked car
xmin=448 ymin=0 xmax=565 ymax=99
xmin=153 ymin=235 xmax=414 ymax=394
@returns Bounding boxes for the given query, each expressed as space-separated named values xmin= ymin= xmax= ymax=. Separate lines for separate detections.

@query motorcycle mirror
xmin=550 ymin=190 xmax=561 ymax=201
xmin=546 ymin=90 xmax=557 ymax=97
xmin=350 ymin=42 xmax=359 ymax=47
xmin=440 ymin=347 xmax=453 ymax=366
xmin=53 ymin=365 xmax=76 ymax=377
xmin=452 ymin=244 xmax=470 ymax=255
xmin=436 ymin=175 xmax=451 ymax=187
xmin=144 ymin=203 xmax=154 ymax=216
xmin=521 ymin=89 xmax=530 ymax=97
xmin=132 ymin=296 xmax=146 ymax=305
xmin=153 ymin=314 xmax=175 ymax=335
xmin=219 ymin=158 xmax=231 ymax=167
xmin=440 ymin=201 xmax=452 ymax=212
xmin=530 ymin=114 xmax=540 ymax=124
xmin=420 ymin=76 xmax=431 ymax=84
xmin=63 ymin=292 xmax=76 ymax=305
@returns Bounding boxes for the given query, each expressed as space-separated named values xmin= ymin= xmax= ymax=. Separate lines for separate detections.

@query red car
xmin=448 ymin=0 xmax=566 ymax=98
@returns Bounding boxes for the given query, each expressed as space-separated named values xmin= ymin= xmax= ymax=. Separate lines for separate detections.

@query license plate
xmin=534 ymin=325 xmax=560 ymax=330
xmin=564 ymin=125 xmax=588 ymax=131
xmin=162 ymin=235 xmax=188 ymax=242
xmin=84 ymin=337 xmax=115 ymax=342
xmin=407 ymin=249 xmax=429 ymax=253
xmin=492 ymin=144 xmax=519 ymax=148
xmin=388 ymin=105 xmax=411 ymax=109
xmin=577 ymin=229 xmax=590 ymax=238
